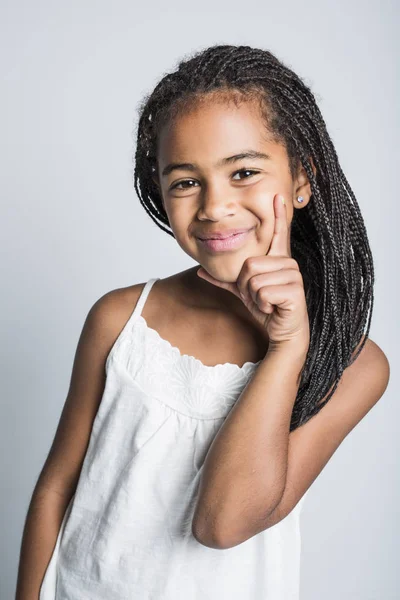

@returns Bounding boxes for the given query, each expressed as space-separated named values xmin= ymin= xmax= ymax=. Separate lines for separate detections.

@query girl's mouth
xmin=197 ymin=227 xmax=254 ymax=252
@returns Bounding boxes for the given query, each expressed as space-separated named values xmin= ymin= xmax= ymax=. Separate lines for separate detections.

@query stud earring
xmin=297 ymin=196 xmax=304 ymax=203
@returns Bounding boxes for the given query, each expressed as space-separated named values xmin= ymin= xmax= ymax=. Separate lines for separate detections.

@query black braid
xmin=132 ymin=43 xmax=374 ymax=432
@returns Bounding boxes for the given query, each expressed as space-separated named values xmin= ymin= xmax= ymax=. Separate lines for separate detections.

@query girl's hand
xmin=197 ymin=193 xmax=310 ymax=352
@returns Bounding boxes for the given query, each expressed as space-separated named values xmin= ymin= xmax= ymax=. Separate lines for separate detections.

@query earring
xmin=297 ymin=196 xmax=304 ymax=203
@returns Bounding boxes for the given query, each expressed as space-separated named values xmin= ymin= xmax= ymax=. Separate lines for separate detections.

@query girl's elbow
xmin=191 ymin=520 xmax=227 ymax=549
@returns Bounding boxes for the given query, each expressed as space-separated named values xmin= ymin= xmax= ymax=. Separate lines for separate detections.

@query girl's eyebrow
xmin=161 ymin=150 xmax=272 ymax=178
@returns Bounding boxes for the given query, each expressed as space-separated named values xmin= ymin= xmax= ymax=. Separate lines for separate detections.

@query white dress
xmin=39 ymin=277 xmax=309 ymax=600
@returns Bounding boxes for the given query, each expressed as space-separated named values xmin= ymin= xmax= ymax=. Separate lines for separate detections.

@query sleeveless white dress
xmin=39 ymin=277 xmax=309 ymax=600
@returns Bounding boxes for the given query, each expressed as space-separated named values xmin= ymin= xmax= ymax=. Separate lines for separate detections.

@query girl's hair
xmin=132 ymin=44 xmax=374 ymax=432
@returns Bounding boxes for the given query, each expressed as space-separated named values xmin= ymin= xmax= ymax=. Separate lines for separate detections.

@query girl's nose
xmin=196 ymin=183 xmax=236 ymax=221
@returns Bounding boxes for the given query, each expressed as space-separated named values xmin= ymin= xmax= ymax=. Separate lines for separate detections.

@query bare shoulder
xmin=74 ymin=283 xmax=148 ymax=371
xmin=352 ymin=334 xmax=388 ymax=364
xmin=346 ymin=336 xmax=390 ymax=401
xmin=363 ymin=336 xmax=389 ymax=370
xmin=89 ymin=282 xmax=147 ymax=335
xmin=313 ymin=335 xmax=390 ymax=411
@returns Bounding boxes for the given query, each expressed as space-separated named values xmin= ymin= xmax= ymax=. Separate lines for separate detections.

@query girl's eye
xmin=170 ymin=168 xmax=260 ymax=190
xmin=232 ymin=168 xmax=260 ymax=181
xmin=171 ymin=179 xmax=199 ymax=190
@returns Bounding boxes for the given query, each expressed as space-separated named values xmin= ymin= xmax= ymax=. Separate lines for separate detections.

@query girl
xmin=16 ymin=44 xmax=390 ymax=600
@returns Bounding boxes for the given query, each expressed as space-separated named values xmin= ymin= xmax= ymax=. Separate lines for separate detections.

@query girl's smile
xmin=196 ymin=226 xmax=256 ymax=253
xmin=153 ymin=95 xmax=312 ymax=282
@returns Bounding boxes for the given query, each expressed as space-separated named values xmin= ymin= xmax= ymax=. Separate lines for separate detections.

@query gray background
xmin=2 ymin=0 xmax=398 ymax=598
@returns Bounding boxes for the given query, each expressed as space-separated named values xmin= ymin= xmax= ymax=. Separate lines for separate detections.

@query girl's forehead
xmin=161 ymin=98 xmax=265 ymax=137
xmin=157 ymin=100 xmax=281 ymax=163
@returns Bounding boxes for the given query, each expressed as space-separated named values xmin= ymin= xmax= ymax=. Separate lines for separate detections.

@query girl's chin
xmin=196 ymin=248 xmax=268 ymax=276
xmin=196 ymin=264 xmax=245 ymax=285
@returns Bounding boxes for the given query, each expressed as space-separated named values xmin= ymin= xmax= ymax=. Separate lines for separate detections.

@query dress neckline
xmin=136 ymin=315 xmax=262 ymax=372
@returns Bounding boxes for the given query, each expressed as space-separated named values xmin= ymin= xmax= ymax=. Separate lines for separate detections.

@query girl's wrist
xmin=266 ymin=337 xmax=309 ymax=363
xmin=259 ymin=339 xmax=308 ymax=391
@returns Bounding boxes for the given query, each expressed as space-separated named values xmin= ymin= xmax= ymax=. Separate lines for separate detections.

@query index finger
xmin=267 ymin=193 xmax=289 ymax=257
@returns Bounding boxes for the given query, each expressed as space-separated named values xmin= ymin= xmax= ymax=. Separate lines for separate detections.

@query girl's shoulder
xmin=92 ymin=281 xmax=150 ymax=344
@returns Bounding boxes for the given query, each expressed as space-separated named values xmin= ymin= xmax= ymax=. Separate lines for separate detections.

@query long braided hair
xmin=132 ymin=44 xmax=374 ymax=432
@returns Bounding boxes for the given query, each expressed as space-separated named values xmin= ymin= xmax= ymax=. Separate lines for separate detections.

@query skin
xmin=153 ymin=95 xmax=316 ymax=339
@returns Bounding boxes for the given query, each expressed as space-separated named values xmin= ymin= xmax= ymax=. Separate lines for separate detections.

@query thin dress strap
xmin=105 ymin=278 xmax=161 ymax=374
xmin=127 ymin=277 xmax=160 ymax=325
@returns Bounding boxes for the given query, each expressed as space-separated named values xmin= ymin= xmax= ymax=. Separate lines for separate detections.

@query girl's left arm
xmin=191 ymin=335 xmax=389 ymax=549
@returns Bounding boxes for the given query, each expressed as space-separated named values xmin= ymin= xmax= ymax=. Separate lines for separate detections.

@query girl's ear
xmin=308 ymin=156 xmax=317 ymax=179
xmin=293 ymin=156 xmax=317 ymax=207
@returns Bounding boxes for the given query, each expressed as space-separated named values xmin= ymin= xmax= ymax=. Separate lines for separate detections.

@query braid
xmin=132 ymin=44 xmax=374 ymax=432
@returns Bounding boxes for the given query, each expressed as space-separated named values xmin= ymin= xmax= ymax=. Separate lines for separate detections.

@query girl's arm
xmin=15 ymin=489 xmax=74 ymax=600
xmin=15 ymin=285 xmax=143 ymax=599
xmin=191 ymin=336 xmax=389 ymax=549
xmin=192 ymin=196 xmax=390 ymax=549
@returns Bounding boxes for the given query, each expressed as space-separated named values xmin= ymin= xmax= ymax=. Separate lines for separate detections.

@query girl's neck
xmin=178 ymin=266 xmax=245 ymax=312
xmin=173 ymin=266 xmax=268 ymax=341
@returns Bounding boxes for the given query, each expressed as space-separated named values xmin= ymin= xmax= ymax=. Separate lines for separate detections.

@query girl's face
xmin=155 ymin=97 xmax=313 ymax=283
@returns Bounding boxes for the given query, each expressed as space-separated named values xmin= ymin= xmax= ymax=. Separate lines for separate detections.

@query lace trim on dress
xmin=136 ymin=315 xmax=262 ymax=371
xmin=106 ymin=315 xmax=262 ymax=419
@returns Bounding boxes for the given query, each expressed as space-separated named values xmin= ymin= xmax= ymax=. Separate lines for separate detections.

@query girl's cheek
xmin=250 ymin=189 xmax=275 ymax=215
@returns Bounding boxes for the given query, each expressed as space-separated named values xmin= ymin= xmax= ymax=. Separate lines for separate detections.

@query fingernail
xmin=279 ymin=194 xmax=285 ymax=206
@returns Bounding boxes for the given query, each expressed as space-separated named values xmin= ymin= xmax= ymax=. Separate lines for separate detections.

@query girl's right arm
xmin=14 ymin=285 xmax=143 ymax=600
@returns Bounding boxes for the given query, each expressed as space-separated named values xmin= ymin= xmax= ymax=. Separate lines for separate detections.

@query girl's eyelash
xmin=170 ymin=168 xmax=261 ymax=190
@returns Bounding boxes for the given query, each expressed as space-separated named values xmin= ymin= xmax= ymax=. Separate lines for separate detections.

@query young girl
xmin=16 ymin=44 xmax=389 ymax=600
